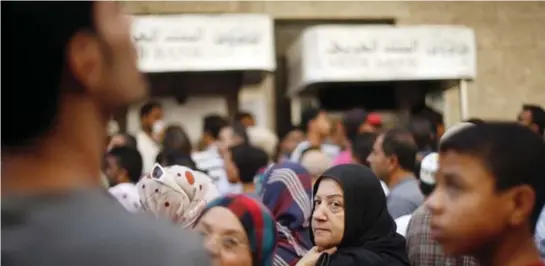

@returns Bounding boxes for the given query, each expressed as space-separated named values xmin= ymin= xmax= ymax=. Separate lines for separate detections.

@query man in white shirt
xmin=137 ymin=101 xmax=164 ymax=174
xmin=192 ymin=115 xmax=241 ymax=195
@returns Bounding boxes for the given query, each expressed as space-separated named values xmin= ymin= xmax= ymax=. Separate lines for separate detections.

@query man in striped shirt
xmin=290 ymin=107 xmax=340 ymax=163
xmin=192 ymin=115 xmax=242 ymax=195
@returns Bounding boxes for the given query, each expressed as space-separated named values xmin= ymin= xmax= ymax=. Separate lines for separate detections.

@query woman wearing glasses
xmin=194 ymin=194 xmax=277 ymax=266
xmin=296 ymin=164 xmax=410 ymax=266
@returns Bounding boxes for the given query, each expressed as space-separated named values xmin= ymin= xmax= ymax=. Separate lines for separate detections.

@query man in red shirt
xmin=427 ymin=123 xmax=545 ymax=266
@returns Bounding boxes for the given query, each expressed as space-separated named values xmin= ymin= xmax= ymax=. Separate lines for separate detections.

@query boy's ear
xmin=506 ymin=184 xmax=535 ymax=227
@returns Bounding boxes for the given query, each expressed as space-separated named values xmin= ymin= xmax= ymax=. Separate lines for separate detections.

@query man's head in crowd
xmin=140 ymin=101 xmax=164 ymax=135
xmin=235 ymin=111 xmax=255 ymax=128
xmin=277 ymin=127 xmax=305 ymax=160
xmin=427 ymin=123 xmax=545 ymax=260
xmin=409 ymin=116 xmax=436 ymax=153
xmin=202 ymin=114 xmax=232 ymax=147
xmin=104 ymin=146 xmax=143 ymax=186
xmin=300 ymin=107 xmax=332 ymax=138
xmin=231 ymin=144 xmax=269 ymax=192
xmin=351 ymin=132 xmax=378 ymax=167
xmin=518 ymin=104 xmax=545 ymax=137
xmin=367 ymin=128 xmax=417 ymax=186
xmin=3 ymin=2 xmax=147 ymax=190
xmin=341 ymin=108 xmax=368 ymax=144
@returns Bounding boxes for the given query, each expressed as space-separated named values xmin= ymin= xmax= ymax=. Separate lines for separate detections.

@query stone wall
xmin=126 ymin=1 xmax=545 ymax=123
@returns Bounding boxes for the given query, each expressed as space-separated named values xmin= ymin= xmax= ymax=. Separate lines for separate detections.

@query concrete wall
xmin=126 ymin=1 xmax=545 ymax=126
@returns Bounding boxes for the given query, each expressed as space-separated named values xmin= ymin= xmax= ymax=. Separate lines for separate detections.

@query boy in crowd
xmin=290 ymin=107 xmax=339 ymax=162
xmin=428 ymin=123 xmax=545 ymax=266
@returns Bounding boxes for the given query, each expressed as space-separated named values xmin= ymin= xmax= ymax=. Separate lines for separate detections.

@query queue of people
xmin=3 ymin=2 xmax=545 ymax=266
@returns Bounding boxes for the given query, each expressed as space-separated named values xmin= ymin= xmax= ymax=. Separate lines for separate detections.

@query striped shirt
xmin=192 ymin=146 xmax=242 ymax=195
xmin=289 ymin=141 xmax=341 ymax=163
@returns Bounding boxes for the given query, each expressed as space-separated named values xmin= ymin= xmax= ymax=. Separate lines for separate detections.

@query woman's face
xmin=312 ymin=178 xmax=345 ymax=249
xmin=196 ymin=207 xmax=252 ymax=266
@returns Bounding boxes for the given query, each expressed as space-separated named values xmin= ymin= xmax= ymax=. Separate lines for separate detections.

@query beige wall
xmin=127 ymin=1 xmax=545 ymax=126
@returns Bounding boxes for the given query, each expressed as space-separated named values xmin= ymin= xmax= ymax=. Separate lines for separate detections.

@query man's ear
xmin=66 ymin=30 xmax=103 ymax=92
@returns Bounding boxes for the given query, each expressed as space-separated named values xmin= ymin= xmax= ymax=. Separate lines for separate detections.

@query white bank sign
xmin=287 ymin=25 xmax=477 ymax=94
xmin=132 ymin=14 xmax=276 ymax=73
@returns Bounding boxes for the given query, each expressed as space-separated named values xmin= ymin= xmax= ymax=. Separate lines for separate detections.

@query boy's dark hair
xmin=139 ymin=101 xmax=162 ymax=119
xmin=203 ymin=114 xmax=229 ymax=140
xmin=231 ymin=144 xmax=269 ymax=184
xmin=439 ymin=122 xmax=545 ymax=229
xmin=381 ymin=128 xmax=418 ymax=172
xmin=522 ymin=104 xmax=545 ymax=136
xmin=342 ymin=109 xmax=368 ymax=144
xmin=300 ymin=108 xmax=322 ymax=133
xmin=351 ymin=132 xmax=378 ymax=167
xmin=235 ymin=111 xmax=254 ymax=122
xmin=2 ymin=2 xmax=94 ymax=149
xmin=108 ymin=146 xmax=143 ymax=183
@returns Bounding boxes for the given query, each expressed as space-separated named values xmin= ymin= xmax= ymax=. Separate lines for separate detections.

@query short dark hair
xmin=351 ymin=132 xmax=378 ymax=167
xmin=232 ymin=121 xmax=249 ymax=144
xmin=465 ymin=118 xmax=485 ymax=125
xmin=381 ymin=128 xmax=418 ymax=172
xmin=203 ymin=114 xmax=229 ymax=140
xmin=156 ymin=150 xmax=197 ymax=170
xmin=2 ymin=2 xmax=94 ymax=149
xmin=342 ymin=109 xmax=368 ymax=144
xmin=235 ymin=111 xmax=253 ymax=122
xmin=119 ymin=134 xmax=137 ymax=150
xmin=408 ymin=116 xmax=436 ymax=151
xmin=440 ymin=122 xmax=545 ymax=229
xmin=300 ymin=107 xmax=322 ymax=133
xmin=139 ymin=101 xmax=162 ymax=119
xmin=108 ymin=146 xmax=143 ymax=183
xmin=231 ymin=144 xmax=269 ymax=184
xmin=162 ymin=125 xmax=192 ymax=156
xmin=522 ymin=104 xmax=545 ymax=136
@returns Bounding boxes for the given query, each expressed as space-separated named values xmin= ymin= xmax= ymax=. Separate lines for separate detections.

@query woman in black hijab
xmin=296 ymin=164 xmax=410 ymax=266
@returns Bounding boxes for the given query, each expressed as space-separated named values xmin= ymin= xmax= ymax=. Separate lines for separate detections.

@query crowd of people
xmin=3 ymin=2 xmax=545 ymax=266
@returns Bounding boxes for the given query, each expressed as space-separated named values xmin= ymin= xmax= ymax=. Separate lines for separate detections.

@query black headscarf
xmin=311 ymin=164 xmax=410 ymax=266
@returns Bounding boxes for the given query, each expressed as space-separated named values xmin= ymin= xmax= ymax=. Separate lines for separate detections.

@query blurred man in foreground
xmin=1 ymin=2 xmax=209 ymax=266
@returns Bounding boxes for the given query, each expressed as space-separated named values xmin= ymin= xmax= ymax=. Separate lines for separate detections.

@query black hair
xmin=522 ymin=104 xmax=545 ymax=136
xmin=2 ymin=2 xmax=94 ymax=149
xmin=232 ymin=121 xmax=249 ymax=144
xmin=465 ymin=118 xmax=485 ymax=125
xmin=439 ymin=122 xmax=545 ymax=230
xmin=300 ymin=107 xmax=322 ymax=133
xmin=419 ymin=182 xmax=435 ymax=197
xmin=119 ymin=134 xmax=137 ymax=150
xmin=235 ymin=111 xmax=254 ymax=122
xmin=381 ymin=128 xmax=418 ymax=172
xmin=162 ymin=125 xmax=192 ymax=156
xmin=139 ymin=101 xmax=162 ymax=119
xmin=156 ymin=150 xmax=197 ymax=170
xmin=408 ymin=116 xmax=436 ymax=152
xmin=108 ymin=146 xmax=143 ymax=183
xmin=231 ymin=144 xmax=269 ymax=184
xmin=342 ymin=109 xmax=368 ymax=144
xmin=351 ymin=132 xmax=378 ymax=167
xmin=203 ymin=114 xmax=229 ymax=140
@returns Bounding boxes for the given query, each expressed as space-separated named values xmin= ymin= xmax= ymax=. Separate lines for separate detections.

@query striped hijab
xmin=260 ymin=162 xmax=313 ymax=266
xmin=199 ymin=194 xmax=277 ymax=266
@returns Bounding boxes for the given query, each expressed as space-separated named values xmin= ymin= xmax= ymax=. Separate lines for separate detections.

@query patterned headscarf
xmin=198 ymin=194 xmax=277 ymax=266
xmin=259 ymin=162 xmax=313 ymax=266
xmin=138 ymin=164 xmax=220 ymax=228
